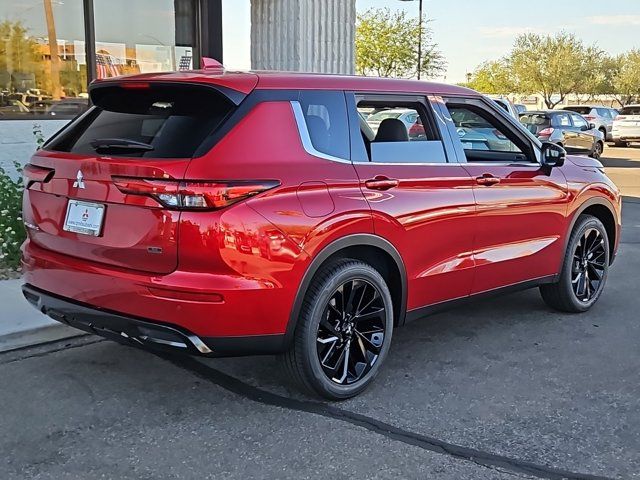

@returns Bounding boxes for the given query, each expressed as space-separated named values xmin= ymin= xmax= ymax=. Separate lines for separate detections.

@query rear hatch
xmin=23 ymin=78 xmax=254 ymax=274
xmin=614 ymin=106 xmax=640 ymax=129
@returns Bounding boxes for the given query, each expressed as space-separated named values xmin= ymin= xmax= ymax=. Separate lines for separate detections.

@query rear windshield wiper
xmin=90 ymin=138 xmax=154 ymax=152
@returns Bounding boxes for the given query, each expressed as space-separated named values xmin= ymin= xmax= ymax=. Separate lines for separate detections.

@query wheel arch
xmin=285 ymin=234 xmax=407 ymax=347
xmin=565 ymin=196 xmax=618 ymax=266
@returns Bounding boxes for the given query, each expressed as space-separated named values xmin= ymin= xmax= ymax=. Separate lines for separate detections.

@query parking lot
xmin=1 ymin=146 xmax=639 ymax=480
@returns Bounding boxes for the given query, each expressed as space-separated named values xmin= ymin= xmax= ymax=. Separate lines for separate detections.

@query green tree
xmin=510 ymin=32 xmax=598 ymax=108
xmin=0 ymin=21 xmax=45 ymax=91
xmin=356 ymin=8 xmax=445 ymax=79
xmin=466 ymin=59 xmax=515 ymax=94
xmin=611 ymin=50 xmax=640 ymax=107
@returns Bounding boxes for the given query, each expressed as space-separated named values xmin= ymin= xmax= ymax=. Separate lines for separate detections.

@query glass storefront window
xmin=0 ymin=0 xmax=198 ymax=120
xmin=0 ymin=0 xmax=87 ymax=119
xmin=92 ymin=0 xmax=197 ymax=80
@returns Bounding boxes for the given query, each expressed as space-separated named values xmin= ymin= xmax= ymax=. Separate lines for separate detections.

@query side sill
xmin=405 ymin=275 xmax=557 ymax=324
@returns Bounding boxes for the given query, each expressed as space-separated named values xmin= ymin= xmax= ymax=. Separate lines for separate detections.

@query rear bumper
xmin=612 ymin=127 xmax=640 ymax=141
xmin=22 ymin=284 xmax=287 ymax=356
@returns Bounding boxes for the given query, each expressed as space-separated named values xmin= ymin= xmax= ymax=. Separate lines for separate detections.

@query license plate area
xmin=63 ymin=200 xmax=105 ymax=237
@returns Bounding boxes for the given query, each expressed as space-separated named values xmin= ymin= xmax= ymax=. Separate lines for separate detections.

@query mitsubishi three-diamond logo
xmin=73 ymin=170 xmax=85 ymax=189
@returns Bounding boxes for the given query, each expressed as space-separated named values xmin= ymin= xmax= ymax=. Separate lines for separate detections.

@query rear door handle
xmin=475 ymin=174 xmax=500 ymax=186
xmin=364 ymin=176 xmax=399 ymax=191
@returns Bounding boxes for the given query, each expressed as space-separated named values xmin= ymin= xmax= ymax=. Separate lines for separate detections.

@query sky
xmin=3 ymin=0 xmax=639 ymax=84
xmin=222 ymin=0 xmax=640 ymax=83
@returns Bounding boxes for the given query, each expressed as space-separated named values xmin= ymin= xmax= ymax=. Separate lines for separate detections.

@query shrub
xmin=0 ymin=161 xmax=25 ymax=270
xmin=0 ymin=124 xmax=43 ymax=271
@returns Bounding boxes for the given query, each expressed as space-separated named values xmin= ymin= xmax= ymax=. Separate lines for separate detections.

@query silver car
xmin=560 ymin=105 xmax=618 ymax=141
xmin=612 ymin=105 xmax=640 ymax=147
xmin=488 ymin=96 xmax=520 ymax=119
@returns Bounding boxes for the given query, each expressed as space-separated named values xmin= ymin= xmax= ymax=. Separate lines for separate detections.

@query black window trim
xmin=347 ymin=91 xmax=451 ymax=165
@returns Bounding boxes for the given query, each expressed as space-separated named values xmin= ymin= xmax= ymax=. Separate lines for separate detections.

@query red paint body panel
xmin=353 ymin=163 xmax=477 ymax=309
xmin=461 ymin=164 xmax=569 ymax=293
xmin=21 ymin=71 xmax=622 ymax=347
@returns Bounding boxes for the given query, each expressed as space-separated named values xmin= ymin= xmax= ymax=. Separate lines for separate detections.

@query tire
xmin=281 ymin=259 xmax=394 ymax=400
xmin=614 ymin=140 xmax=629 ymax=148
xmin=598 ymin=128 xmax=607 ymax=140
xmin=589 ymin=141 xmax=603 ymax=159
xmin=540 ymin=215 xmax=610 ymax=313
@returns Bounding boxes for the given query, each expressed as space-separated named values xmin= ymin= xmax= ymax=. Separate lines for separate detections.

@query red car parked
xmin=21 ymin=70 xmax=621 ymax=399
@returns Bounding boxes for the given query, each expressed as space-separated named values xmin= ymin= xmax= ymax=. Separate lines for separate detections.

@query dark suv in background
xmin=520 ymin=110 xmax=605 ymax=158
xmin=560 ymin=105 xmax=619 ymax=141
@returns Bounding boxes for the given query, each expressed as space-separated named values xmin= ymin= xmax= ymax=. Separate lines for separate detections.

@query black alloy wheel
xmin=571 ymin=227 xmax=607 ymax=303
xmin=540 ymin=215 xmax=610 ymax=313
xmin=316 ymin=279 xmax=386 ymax=385
xmin=282 ymin=259 xmax=394 ymax=400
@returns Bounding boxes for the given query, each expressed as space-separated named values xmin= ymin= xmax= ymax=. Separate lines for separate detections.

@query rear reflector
xmin=112 ymin=176 xmax=279 ymax=210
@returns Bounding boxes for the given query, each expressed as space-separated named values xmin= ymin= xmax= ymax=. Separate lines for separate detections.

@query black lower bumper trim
xmin=21 ymin=284 xmax=287 ymax=357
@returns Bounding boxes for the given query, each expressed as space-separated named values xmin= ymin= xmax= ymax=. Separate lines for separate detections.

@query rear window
xmin=563 ymin=106 xmax=591 ymax=115
xmin=519 ymin=113 xmax=550 ymax=133
xmin=619 ymin=106 xmax=640 ymax=115
xmin=46 ymin=84 xmax=235 ymax=158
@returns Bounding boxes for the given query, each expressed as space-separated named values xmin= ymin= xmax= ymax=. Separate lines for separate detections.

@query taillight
xmin=584 ymin=115 xmax=595 ymax=120
xmin=23 ymin=164 xmax=54 ymax=188
xmin=112 ymin=177 xmax=279 ymax=210
xmin=119 ymin=82 xmax=151 ymax=89
xmin=538 ymin=127 xmax=554 ymax=136
xmin=615 ymin=115 xmax=626 ymax=120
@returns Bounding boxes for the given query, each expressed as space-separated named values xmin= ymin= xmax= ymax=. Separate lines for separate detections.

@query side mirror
xmin=588 ymin=123 xmax=596 ymax=130
xmin=541 ymin=142 xmax=566 ymax=169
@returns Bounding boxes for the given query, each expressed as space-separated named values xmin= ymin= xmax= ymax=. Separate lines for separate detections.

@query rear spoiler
xmin=89 ymin=80 xmax=248 ymax=106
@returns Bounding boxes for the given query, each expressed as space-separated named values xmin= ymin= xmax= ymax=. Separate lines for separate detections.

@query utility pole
xmin=399 ymin=0 xmax=423 ymax=80
xmin=43 ymin=0 xmax=62 ymax=99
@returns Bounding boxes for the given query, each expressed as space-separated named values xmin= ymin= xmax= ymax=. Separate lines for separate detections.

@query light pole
xmin=399 ymin=0 xmax=423 ymax=80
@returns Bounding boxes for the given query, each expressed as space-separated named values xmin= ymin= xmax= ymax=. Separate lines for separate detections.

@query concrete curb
xmin=0 ymin=278 xmax=83 ymax=353
xmin=0 ymin=324 xmax=85 ymax=353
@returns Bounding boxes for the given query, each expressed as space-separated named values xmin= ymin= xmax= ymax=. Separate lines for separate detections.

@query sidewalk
xmin=0 ymin=279 xmax=83 ymax=352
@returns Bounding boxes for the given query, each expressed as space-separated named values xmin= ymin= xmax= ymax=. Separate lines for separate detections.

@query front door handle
xmin=365 ymin=176 xmax=399 ymax=191
xmin=475 ymin=174 xmax=500 ymax=186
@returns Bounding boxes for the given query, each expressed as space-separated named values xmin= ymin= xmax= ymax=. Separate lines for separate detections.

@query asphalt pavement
xmin=1 ymin=146 xmax=639 ymax=480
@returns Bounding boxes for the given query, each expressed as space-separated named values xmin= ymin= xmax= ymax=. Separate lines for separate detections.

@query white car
xmin=612 ymin=105 xmax=640 ymax=147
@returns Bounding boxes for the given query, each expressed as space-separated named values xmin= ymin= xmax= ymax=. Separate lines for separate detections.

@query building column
xmin=251 ymin=0 xmax=356 ymax=74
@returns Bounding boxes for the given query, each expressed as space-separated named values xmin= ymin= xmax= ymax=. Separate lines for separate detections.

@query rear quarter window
xmin=563 ymin=106 xmax=591 ymax=115
xmin=298 ymin=90 xmax=350 ymax=159
xmin=46 ymin=84 xmax=235 ymax=158
xmin=620 ymin=106 xmax=640 ymax=115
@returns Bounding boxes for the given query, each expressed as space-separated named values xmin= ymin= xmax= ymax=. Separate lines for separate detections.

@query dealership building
xmin=0 ymin=0 xmax=356 ymax=173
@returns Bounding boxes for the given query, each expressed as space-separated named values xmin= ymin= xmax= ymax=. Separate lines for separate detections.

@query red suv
xmin=21 ymin=71 xmax=621 ymax=399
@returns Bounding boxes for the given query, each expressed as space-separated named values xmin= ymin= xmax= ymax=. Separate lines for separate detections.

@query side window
xmin=298 ymin=91 xmax=350 ymax=159
xmin=447 ymin=104 xmax=523 ymax=154
xmin=570 ymin=114 xmax=588 ymax=129
xmin=355 ymin=97 xmax=447 ymax=164
xmin=553 ymin=113 xmax=571 ymax=127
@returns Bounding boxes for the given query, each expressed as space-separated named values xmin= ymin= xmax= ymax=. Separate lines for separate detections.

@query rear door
xmin=568 ymin=113 xmax=593 ymax=151
xmin=348 ymin=93 xmax=477 ymax=311
xmin=23 ymin=81 xmax=251 ymax=274
xmin=440 ymin=97 xmax=569 ymax=293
